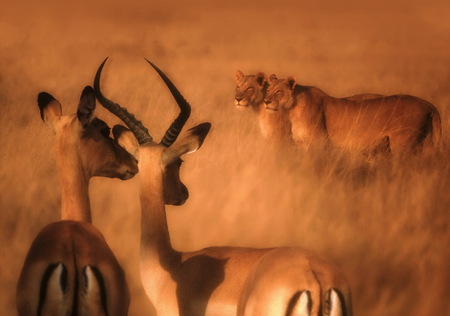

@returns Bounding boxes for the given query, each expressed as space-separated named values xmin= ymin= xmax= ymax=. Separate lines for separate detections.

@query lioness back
xmin=264 ymin=75 xmax=442 ymax=154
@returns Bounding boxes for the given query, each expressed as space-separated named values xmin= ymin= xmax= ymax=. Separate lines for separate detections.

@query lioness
xmin=264 ymin=75 xmax=442 ymax=154
xmin=234 ymin=70 xmax=292 ymax=143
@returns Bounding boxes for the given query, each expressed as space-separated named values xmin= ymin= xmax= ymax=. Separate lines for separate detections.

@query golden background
xmin=1 ymin=0 xmax=449 ymax=315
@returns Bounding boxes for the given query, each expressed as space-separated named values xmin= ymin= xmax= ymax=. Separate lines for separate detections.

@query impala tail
xmin=37 ymin=263 xmax=72 ymax=316
xmin=287 ymin=290 xmax=312 ymax=316
xmin=324 ymin=288 xmax=346 ymax=316
xmin=80 ymin=265 xmax=108 ymax=316
xmin=286 ymin=288 xmax=346 ymax=316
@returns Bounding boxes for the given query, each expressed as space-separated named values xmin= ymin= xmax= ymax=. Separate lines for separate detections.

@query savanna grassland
xmin=1 ymin=0 xmax=449 ymax=315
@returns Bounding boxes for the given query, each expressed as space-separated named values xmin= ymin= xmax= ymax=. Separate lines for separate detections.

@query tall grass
xmin=1 ymin=0 xmax=449 ymax=315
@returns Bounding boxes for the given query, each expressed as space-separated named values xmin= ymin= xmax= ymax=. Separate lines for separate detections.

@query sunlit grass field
xmin=1 ymin=0 xmax=449 ymax=315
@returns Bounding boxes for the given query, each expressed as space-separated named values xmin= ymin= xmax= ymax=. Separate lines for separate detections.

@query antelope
xmin=264 ymin=74 xmax=442 ymax=154
xmin=16 ymin=86 xmax=138 ymax=316
xmin=96 ymin=59 xmax=352 ymax=316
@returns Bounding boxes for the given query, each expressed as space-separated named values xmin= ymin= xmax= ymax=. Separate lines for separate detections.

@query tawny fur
xmin=264 ymin=75 xmax=442 ymax=155
xmin=235 ymin=70 xmax=293 ymax=144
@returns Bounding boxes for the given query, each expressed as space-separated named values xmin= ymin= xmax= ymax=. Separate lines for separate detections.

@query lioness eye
xmin=246 ymin=87 xmax=254 ymax=91
xmin=276 ymin=90 xmax=282 ymax=95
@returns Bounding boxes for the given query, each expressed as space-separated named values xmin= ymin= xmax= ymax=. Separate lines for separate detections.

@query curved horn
xmin=94 ymin=58 xmax=153 ymax=145
xmin=145 ymin=59 xmax=191 ymax=147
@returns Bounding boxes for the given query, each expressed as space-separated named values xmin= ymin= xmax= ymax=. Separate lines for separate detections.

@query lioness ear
xmin=287 ymin=76 xmax=296 ymax=90
xmin=162 ymin=122 xmax=211 ymax=166
xmin=77 ymin=86 xmax=97 ymax=128
xmin=37 ymin=92 xmax=62 ymax=133
xmin=113 ymin=125 xmax=140 ymax=159
xmin=269 ymin=74 xmax=278 ymax=83
xmin=235 ymin=70 xmax=245 ymax=82
xmin=255 ymin=72 xmax=267 ymax=86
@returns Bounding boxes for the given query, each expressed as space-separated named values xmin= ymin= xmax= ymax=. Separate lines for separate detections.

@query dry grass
xmin=1 ymin=0 xmax=449 ymax=315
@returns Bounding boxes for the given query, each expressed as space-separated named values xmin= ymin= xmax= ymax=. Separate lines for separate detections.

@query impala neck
xmin=57 ymin=139 xmax=92 ymax=222
xmin=139 ymin=147 xmax=181 ymax=293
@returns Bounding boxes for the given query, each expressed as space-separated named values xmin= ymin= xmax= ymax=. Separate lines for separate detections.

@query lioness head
xmin=264 ymin=74 xmax=296 ymax=111
xmin=234 ymin=70 xmax=267 ymax=109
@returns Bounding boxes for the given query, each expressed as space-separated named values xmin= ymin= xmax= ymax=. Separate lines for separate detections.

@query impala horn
xmin=144 ymin=59 xmax=191 ymax=147
xmin=94 ymin=58 xmax=153 ymax=145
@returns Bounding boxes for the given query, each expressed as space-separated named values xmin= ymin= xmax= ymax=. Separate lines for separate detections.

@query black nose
xmin=264 ymin=100 xmax=272 ymax=105
xmin=235 ymin=97 xmax=243 ymax=102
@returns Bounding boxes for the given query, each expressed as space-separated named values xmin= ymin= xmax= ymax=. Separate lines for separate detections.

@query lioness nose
xmin=264 ymin=100 xmax=272 ymax=105
xmin=235 ymin=97 xmax=243 ymax=102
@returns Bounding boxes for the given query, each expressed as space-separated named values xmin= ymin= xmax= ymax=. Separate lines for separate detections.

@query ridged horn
xmin=94 ymin=58 xmax=153 ymax=145
xmin=145 ymin=59 xmax=191 ymax=147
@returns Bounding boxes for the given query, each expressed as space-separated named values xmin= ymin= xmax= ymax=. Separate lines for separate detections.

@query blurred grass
xmin=1 ymin=0 xmax=449 ymax=315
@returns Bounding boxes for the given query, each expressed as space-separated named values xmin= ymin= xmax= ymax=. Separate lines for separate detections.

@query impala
xmin=16 ymin=86 xmax=138 ymax=316
xmin=95 ymin=58 xmax=352 ymax=316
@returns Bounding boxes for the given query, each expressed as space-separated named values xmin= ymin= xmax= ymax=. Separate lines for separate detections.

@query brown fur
xmin=265 ymin=75 xmax=442 ymax=155
xmin=17 ymin=87 xmax=134 ymax=316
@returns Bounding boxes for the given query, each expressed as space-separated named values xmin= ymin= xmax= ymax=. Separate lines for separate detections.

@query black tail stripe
xmin=89 ymin=265 xmax=109 ymax=316
xmin=38 ymin=263 xmax=66 ymax=316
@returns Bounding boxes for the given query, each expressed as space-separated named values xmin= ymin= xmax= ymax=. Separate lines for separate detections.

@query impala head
xmin=95 ymin=58 xmax=211 ymax=206
xmin=264 ymin=74 xmax=296 ymax=111
xmin=234 ymin=70 xmax=267 ymax=109
xmin=38 ymin=86 xmax=139 ymax=180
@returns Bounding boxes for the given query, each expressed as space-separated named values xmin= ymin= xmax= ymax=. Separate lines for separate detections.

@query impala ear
xmin=162 ymin=122 xmax=211 ymax=166
xmin=287 ymin=76 xmax=296 ymax=90
xmin=255 ymin=72 xmax=267 ymax=86
xmin=113 ymin=125 xmax=140 ymax=159
xmin=235 ymin=70 xmax=245 ymax=82
xmin=77 ymin=86 xmax=97 ymax=127
xmin=37 ymin=92 xmax=62 ymax=133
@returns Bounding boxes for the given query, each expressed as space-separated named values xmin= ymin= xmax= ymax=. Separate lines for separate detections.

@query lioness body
xmin=265 ymin=76 xmax=442 ymax=154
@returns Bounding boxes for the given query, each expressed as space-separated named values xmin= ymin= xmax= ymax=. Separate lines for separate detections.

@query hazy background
xmin=1 ymin=0 xmax=449 ymax=315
